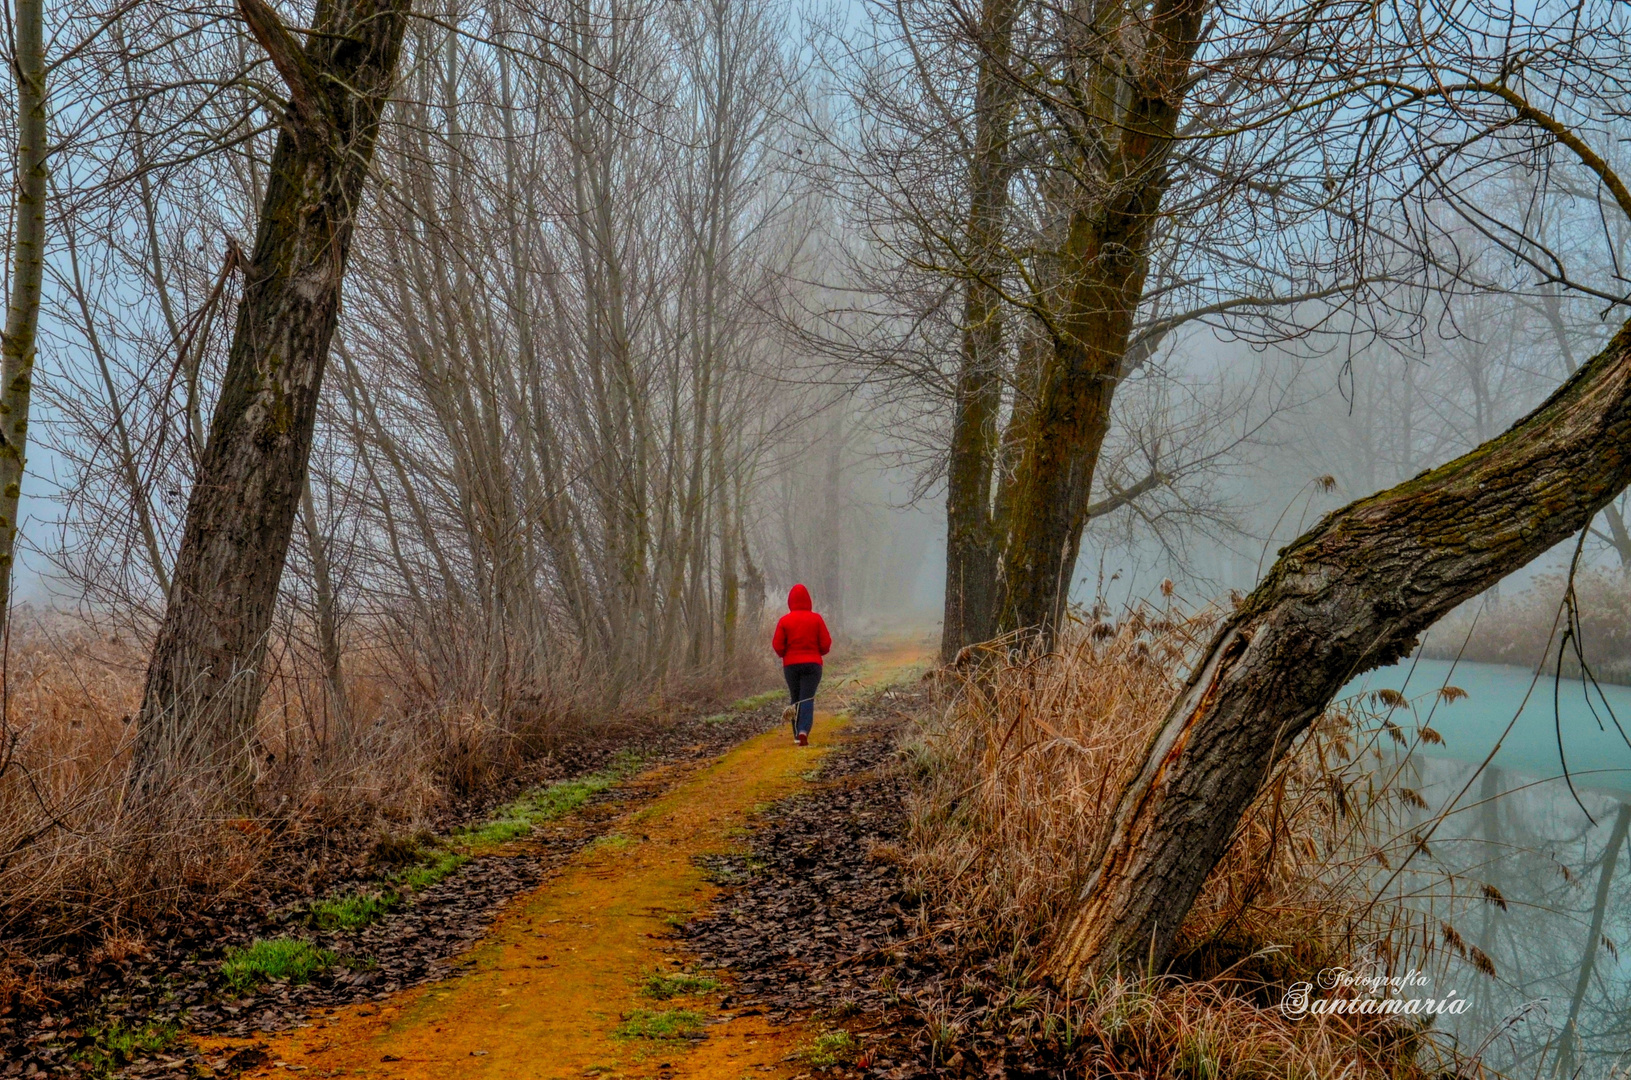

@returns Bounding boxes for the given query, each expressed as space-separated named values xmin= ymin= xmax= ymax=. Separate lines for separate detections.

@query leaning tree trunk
xmin=132 ymin=0 xmax=409 ymax=796
xmin=0 ymin=0 xmax=47 ymax=634
xmin=1050 ymin=321 xmax=1631 ymax=983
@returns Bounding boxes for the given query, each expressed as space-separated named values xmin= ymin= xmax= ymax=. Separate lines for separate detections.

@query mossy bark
xmin=1051 ymin=322 xmax=1631 ymax=983
xmin=132 ymin=0 xmax=409 ymax=795
xmin=943 ymin=0 xmax=1207 ymax=652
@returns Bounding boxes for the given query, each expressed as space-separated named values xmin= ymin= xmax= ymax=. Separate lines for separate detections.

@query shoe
xmin=797 ymin=732 xmax=809 ymax=746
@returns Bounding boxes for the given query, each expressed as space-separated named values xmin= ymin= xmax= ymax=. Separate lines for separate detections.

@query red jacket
xmin=772 ymin=584 xmax=831 ymax=666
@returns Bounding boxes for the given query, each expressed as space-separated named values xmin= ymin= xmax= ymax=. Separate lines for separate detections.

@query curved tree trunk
xmin=132 ymin=0 xmax=410 ymax=797
xmin=1051 ymin=322 xmax=1631 ymax=983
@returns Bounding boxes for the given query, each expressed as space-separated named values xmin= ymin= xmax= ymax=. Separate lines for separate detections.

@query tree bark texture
xmin=940 ymin=0 xmax=1207 ymax=656
xmin=133 ymin=0 xmax=409 ymax=792
xmin=0 ymin=0 xmax=47 ymax=631
xmin=1050 ymin=322 xmax=1631 ymax=983
xmin=941 ymin=0 xmax=1016 ymax=662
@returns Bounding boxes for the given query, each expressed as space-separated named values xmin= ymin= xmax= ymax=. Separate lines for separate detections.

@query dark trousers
xmin=783 ymin=662 xmax=822 ymax=737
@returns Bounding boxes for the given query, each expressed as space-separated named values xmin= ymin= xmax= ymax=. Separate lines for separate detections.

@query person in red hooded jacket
xmin=772 ymin=583 xmax=831 ymax=746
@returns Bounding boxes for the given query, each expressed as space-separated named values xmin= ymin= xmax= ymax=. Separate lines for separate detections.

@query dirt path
xmin=205 ymin=638 xmax=930 ymax=1080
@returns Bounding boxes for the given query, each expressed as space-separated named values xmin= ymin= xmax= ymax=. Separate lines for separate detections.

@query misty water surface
xmin=1338 ymin=659 xmax=1631 ymax=1077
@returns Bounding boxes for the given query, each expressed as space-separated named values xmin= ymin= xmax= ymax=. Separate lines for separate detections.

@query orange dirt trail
xmin=210 ymin=636 xmax=931 ymax=1080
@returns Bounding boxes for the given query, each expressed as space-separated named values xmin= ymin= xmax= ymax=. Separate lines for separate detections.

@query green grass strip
xmin=73 ymin=1018 xmax=180 ymax=1078
xmin=801 ymin=1030 xmax=857 ymax=1066
xmin=300 ymin=750 xmax=648 ymax=945
xmin=394 ymin=847 xmax=471 ymax=892
xmin=220 ymin=937 xmax=337 ymax=995
xmin=455 ymin=750 xmax=646 ymax=849
xmin=640 ymin=970 xmax=722 ymax=999
xmin=309 ymin=890 xmax=400 ymax=931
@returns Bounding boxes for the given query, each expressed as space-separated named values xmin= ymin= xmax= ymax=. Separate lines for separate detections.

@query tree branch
xmin=1084 ymin=469 xmax=1167 ymax=520
xmin=237 ymin=0 xmax=327 ymax=134
xmin=1471 ymin=79 xmax=1631 ymax=226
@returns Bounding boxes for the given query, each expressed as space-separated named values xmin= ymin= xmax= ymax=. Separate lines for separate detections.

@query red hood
xmin=787 ymin=584 xmax=812 ymax=611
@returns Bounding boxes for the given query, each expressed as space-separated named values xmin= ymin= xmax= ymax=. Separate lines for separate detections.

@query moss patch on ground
xmin=394 ymin=847 xmax=472 ymax=893
xmin=73 ymin=1018 xmax=180 ymax=1078
xmin=801 ymin=1030 xmax=856 ymax=1066
xmin=640 ymin=970 xmax=722 ymax=999
xmin=310 ymin=890 xmax=401 ymax=931
xmin=613 ymin=1009 xmax=706 ymax=1040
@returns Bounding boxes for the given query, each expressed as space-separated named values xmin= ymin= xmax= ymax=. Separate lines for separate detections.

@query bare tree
xmin=821 ymin=0 xmax=1412 ymax=656
xmin=133 ymin=0 xmax=411 ymax=795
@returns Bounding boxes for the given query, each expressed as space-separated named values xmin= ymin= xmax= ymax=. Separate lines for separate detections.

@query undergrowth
xmin=309 ymin=890 xmax=400 ymax=931
xmin=72 ymin=1017 xmax=181 ymax=1078
xmin=0 ymin=610 xmax=774 ymax=969
xmin=903 ymin=606 xmax=1473 ymax=1078
xmin=800 ymin=1029 xmax=856 ymax=1066
xmin=298 ymin=750 xmax=650 ymax=934
xmin=640 ymin=969 xmax=722 ymax=999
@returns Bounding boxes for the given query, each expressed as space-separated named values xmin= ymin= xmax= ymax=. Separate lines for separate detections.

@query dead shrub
xmin=0 ymin=605 xmax=763 ymax=950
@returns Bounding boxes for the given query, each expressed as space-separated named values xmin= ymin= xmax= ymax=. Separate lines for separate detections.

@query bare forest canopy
xmin=6 ymin=0 xmax=1631 ymax=995
xmin=11 ymin=0 xmax=1631 ymax=658
xmin=29 ymin=0 xmax=946 ymax=697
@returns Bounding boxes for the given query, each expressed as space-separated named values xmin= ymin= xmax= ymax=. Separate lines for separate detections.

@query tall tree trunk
xmin=990 ymin=0 xmax=1206 ymax=643
xmin=132 ymin=0 xmax=410 ymax=795
xmin=719 ymin=470 xmax=741 ymax=660
xmin=941 ymin=0 xmax=1016 ymax=662
xmin=0 ymin=0 xmax=46 ymax=631
xmin=1050 ymin=322 xmax=1631 ymax=983
xmin=741 ymin=535 xmax=766 ymax=640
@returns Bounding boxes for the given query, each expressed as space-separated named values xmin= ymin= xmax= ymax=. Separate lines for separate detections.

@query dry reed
xmin=903 ymin=603 xmax=1478 ymax=1078
xmin=0 ymin=605 xmax=772 ymax=984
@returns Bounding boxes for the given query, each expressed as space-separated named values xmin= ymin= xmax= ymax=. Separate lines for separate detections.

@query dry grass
xmin=903 ymin=605 xmax=1478 ymax=1078
xmin=0 ymin=608 xmax=773 ymax=987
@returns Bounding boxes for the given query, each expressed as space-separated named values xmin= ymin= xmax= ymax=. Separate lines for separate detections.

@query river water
xmin=1338 ymin=658 xmax=1631 ymax=1077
